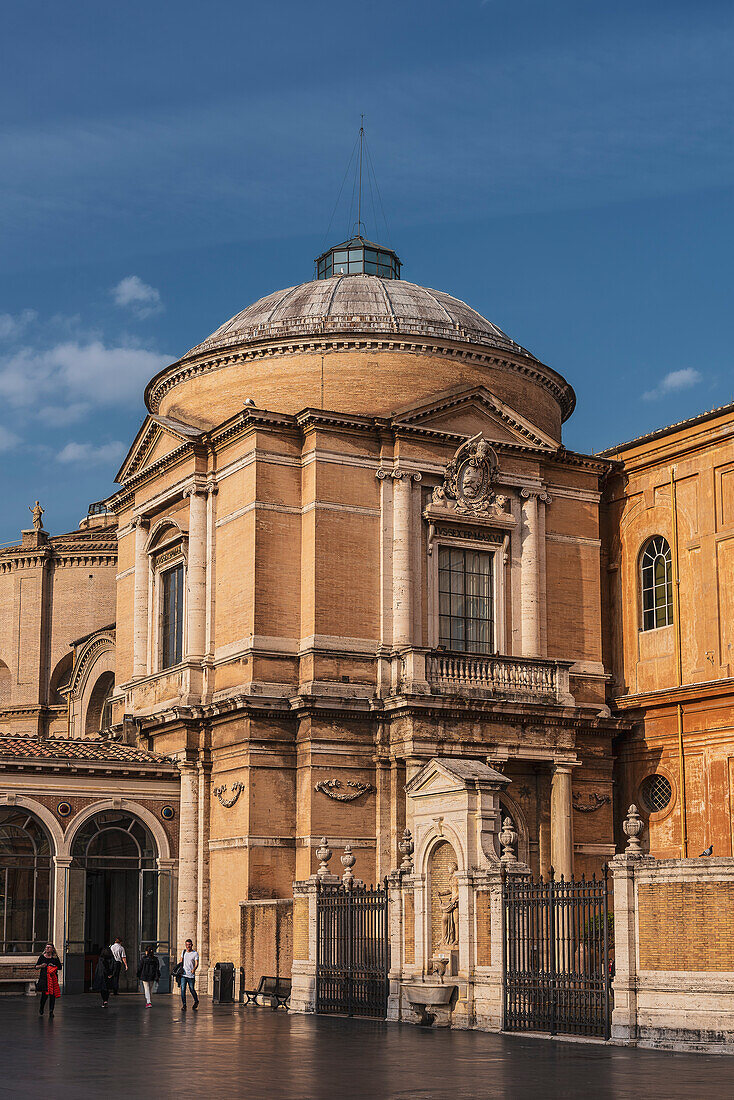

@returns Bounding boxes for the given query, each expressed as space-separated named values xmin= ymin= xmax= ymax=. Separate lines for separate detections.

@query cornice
xmin=127 ymin=686 xmax=629 ymax=735
xmin=0 ymin=758 xmax=177 ymax=778
xmin=614 ymin=677 xmax=734 ymax=711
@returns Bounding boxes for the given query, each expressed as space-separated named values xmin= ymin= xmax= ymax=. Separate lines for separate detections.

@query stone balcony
xmin=396 ymin=648 xmax=574 ymax=705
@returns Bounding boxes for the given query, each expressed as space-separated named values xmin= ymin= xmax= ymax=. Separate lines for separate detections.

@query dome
xmin=185 ymin=275 xmax=537 ymax=362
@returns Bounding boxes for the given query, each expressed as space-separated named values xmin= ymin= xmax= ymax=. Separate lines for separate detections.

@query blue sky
xmin=1 ymin=0 xmax=733 ymax=542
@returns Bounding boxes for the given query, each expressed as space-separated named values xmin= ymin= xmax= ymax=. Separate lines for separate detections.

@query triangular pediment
xmin=392 ymin=386 xmax=557 ymax=451
xmin=116 ymin=414 xmax=204 ymax=483
xmin=406 ymin=757 xmax=509 ymax=799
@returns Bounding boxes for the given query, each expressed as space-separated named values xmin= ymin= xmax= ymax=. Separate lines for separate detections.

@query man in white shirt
xmin=180 ymin=938 xmax=199 ymax=1011
xmin=109 ymin=938 xmax=127 ymax=995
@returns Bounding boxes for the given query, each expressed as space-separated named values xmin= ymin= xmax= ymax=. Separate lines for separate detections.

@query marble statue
xmin=29 ymin=501 xmax=44 ymax=531
xmin=438 ymin=862 xmax=459 ymax=947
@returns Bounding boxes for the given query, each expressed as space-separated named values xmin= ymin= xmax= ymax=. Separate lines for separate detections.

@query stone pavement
xmin=1 ymin=995 xmax=728 ymax=1099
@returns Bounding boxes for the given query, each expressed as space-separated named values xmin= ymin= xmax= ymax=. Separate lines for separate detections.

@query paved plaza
xmin=1 ymin=996 xmax=730 ymax=1099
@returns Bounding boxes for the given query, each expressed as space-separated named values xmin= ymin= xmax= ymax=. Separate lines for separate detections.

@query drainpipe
xmin=670 ymin=467 xmax=688 ymax=858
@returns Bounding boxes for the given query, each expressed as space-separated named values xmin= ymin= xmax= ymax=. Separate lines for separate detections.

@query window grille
xmin=438 ymin=546 xmax=494 ymax=654
xmin=640 ymin=536 xmax=673 ymax=630
xmin=640 ymin=773 xmax=672 ymax=813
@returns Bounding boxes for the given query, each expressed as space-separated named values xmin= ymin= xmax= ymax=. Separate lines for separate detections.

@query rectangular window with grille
xmin=438 ymin=546 xmax=494 ymax=654
xmin=161 ymin=563 xmax=184 ymax=669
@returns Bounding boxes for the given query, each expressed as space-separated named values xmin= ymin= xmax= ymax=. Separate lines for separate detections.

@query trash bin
xmin=212 ymin=961 xmax=235 ymax=1004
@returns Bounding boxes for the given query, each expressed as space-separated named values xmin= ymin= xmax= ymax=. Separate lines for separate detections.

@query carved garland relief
xmin=314 ymin=779 xmax=374 ymax=802
xmin=213 ymin=781 xmax=245 ymax=808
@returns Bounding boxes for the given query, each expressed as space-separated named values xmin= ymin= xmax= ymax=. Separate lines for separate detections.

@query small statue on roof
xmin=29 ymin=501 xmax=45 ymax=531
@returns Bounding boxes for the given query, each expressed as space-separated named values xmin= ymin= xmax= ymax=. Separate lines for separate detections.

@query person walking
xmin=137 ymin=947 xmax=160 ymax=1007
xmin=92 ymin=946 xmax=115 ymax=1007
xmin=35 ymin=943 xmax=61 ymax=1018
xmin=179 ymin=938 xmax=199 ymax=1011
xmin=109 ymin=937 xmax=128 ymax=995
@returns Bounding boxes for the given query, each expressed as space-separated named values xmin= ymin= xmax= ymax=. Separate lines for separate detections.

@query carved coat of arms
xmin=432 ymin=433 xmax=503 ymax=516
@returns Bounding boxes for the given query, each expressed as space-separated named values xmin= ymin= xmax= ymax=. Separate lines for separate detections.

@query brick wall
xmin=292 ymin=896 xmax=309 ymax=962
xmin=475 ymin=890 xmax=492 ymax=966
xmin=638 ymin=880 xmax=734 ymax=971
xmin=240 ymin=899 xmax=293 ymax=986
xmin=403 ymin=892 xmax=415 ymax=965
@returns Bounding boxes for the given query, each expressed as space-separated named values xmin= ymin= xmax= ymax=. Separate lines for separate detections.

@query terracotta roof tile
xmin=0 ymin=736 xmax=176 ymax=767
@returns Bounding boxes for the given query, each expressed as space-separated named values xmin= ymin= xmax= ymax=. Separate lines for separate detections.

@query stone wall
xmin=240 ymin=899 xmax=293 ymax=988
xmin=611 ymin=853 xmax=734 ymax=1053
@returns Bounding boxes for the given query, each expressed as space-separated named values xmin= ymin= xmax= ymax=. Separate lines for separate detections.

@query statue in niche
xmin=438 ymin=862 xmax=459 ymax=947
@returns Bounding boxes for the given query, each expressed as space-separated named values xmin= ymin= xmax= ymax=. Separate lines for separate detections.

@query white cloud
xmin=111 ymin=275 xmax=163 ymax=318
xmin=0 ymin=310 xmax=38 ymax=341
xmin=36 ymin=402 xmax=91 ymax=426
xmin=57 ymin=440 xmax=126 ymax=465
xmin=0 ymin=340 xmax=171 ymax=409
xmin=642 ymin=368 xmax=703 ymax=401
xmin=0 ymin=425 xmax=20 ymax=451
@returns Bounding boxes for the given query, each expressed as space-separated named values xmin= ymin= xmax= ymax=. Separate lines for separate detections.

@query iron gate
xmin=502 ymin=867 xmax=611 ymax=1039
xmin=316 ymin=879 xmax=389 ymax=1018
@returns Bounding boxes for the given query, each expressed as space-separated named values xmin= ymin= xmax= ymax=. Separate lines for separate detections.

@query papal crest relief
xmin=432 ymin=433 xmax=506 ymax=516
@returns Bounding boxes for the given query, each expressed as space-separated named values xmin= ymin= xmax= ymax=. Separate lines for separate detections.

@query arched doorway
xmin=0 ymin=808 xmax=53 ymax=954
xmin=64 ymin=809 xmax=172 ymax=994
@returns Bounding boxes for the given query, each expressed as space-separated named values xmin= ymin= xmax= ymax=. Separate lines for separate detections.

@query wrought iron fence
xmin=502 ymin=866 xmax=611 ymax=1039
xmin=315 ymin=879 xmax=390 ymax=1018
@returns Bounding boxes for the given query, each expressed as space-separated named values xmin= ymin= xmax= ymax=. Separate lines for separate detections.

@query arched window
xmin=0 ymin=809 xmax=53 ymax=953
xmin=640 ymin=536 xmax=673 ymax=631
xmin=85 ymin=672 xmax=115 ymax=736
xmin=71 ymin=811 xmax=157 ymax=870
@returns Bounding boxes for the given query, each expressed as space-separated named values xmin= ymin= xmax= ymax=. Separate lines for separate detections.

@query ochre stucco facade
xmin=1 ymin=247 xmax=730 ymax=993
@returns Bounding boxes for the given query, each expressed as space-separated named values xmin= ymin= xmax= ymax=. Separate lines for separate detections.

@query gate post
xmin=289 ymin=879 xmax=318 ymax=1014
xmin=386 ymin=869 xmax=406 ymax=1021
xmin=290 ymin=865 xmax=339 ymax=1014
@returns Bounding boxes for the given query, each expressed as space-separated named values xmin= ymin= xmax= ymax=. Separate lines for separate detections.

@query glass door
xmin=141 ymin=868 xmax=172 ymax=993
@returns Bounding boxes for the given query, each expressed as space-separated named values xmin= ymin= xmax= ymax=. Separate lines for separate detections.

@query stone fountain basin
xmin=403 ymin=983 xmax=456 ymax=1005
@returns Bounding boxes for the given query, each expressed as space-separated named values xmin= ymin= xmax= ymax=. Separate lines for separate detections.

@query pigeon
xmin=699 ymin=844 xmax=713 ymax=857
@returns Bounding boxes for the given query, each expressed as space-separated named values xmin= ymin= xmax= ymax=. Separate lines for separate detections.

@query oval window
xmin=640 ymin=773 xmax=672 ymax=813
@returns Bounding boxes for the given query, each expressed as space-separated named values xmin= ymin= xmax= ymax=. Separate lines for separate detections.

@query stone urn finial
xmin=316 ymin=837 xmax=332 ymax=878
xmin=341 ymin=844 xmax=356 ymax=885
xmin=499 ymin=816 xmax=518 ymax=862
xmin=398 ymin=828 xmax=414 ymax=872
xmin=622 ymin=804 xmax=644 ymax=856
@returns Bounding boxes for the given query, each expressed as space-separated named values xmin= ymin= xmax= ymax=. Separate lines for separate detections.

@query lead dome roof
xmin=185 ymin=274 xmax=538 ymax=362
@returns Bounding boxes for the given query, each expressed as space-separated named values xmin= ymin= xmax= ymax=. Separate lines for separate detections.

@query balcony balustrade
xmin=397 ymin=649 xmax=572 ymax=704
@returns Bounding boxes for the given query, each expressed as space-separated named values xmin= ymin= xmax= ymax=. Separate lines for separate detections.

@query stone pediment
xmin=391 ymin=386 xmax=557 ymax=452
xmin=116 ymin=414 xmax=205 ymax=483
xmin=406 ymin=758 xmax=510 ymax=800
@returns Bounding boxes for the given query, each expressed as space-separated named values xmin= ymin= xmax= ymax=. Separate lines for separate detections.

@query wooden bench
xmin=240 ymin=974 xmax=291 ymax=1009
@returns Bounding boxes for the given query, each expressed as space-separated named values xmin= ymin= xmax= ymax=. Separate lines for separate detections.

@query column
xmin=520 ymin=490 xmax=540 ymax=657
xmin=185 ymin=489 xmax=207 ymax=661
xmin=203 ymin=483 xmax=217 ymax=697
xmin=196 ymin=758 xmax=211 ymax=991
xmin=550 ymin=764 xmax=574 ymax=879
xmin=132 ymin=517 xmax=149 ymax=679
xmin=392 ymin=470 xmax=414 ymax=648
xmin=176 ymin=762 xmax=199 ymax=949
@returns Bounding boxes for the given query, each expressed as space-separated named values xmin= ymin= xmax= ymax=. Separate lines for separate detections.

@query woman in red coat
xmin=35 ymin=943 xmax=62 ymax=1017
